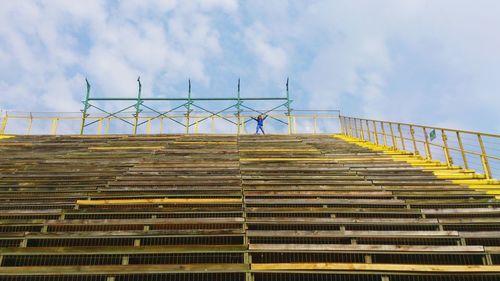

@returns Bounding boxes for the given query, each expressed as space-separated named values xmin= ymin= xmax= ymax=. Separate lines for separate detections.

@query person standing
xmin=252 ymin=114 xmax=267 ymax=135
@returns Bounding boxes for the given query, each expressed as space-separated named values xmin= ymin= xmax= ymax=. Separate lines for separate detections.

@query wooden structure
xmin=0 ymin=133 xmax=499 ymax=281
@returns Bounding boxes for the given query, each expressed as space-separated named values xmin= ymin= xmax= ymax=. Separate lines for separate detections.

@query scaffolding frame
xmin=80 ymin=78 xmax=293 ymax=135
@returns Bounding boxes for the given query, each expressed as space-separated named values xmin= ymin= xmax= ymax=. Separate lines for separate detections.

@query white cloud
xmin=1 ymin=0 xmax=499 ymax=134
xmin=244 ymin=23 xmax=288 ymax=80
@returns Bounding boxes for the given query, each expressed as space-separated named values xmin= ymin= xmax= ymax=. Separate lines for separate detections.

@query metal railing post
xmin=349 ymin=117 xmax=354 ymax=137
xmin=372 ymin=120 xmax=379 ymax=145
xmin=293 ymin=116 xmax=297 ymax=134
xmin=51 ymin=118 xmax=59 ymax=135
xmin=106 ymin=117 xmax=111 ymax=135
xmin=380 ymin=121 xmax=387 ymax=146
xmin=97 ymin=118 xmax=103 ymax=135
xmin=0 ymin=113 xmax=8 ymax=135
xmin=477 ymin=134 xmax=492 ymax=179
xmin=422 ymin=127 xmax=432 ymax=160
xmin=398 ymin=124 xmax=406 ymax=151
xmin=27 ymin=112 xmax=33 ymax=135
xmin=313 ymin=114 xmax=317 ymax=134
xmin=359 ymin=119 xmax=365 ymax=140
xmin=409 ymin=125 xmax=419 ymax=155
xmin=441 ymin=129 xmax=453 ymax=167
xmin=365 ymin=119 xmax=372 ymax=142
xmin=339 ymin=116 xmax=344 ymax=135
xmin=389 ymin=122 xmax=397 ymax=150
xmin=456 ymin=132 xmax=469 ymax=170
xmin=353 ymin=118 xmax=359 ymax=138
xmin=147 ymin=118 xmax=152 ymax=134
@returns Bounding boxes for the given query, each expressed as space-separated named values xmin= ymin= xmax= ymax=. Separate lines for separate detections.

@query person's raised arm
xmin=263 ymin=115 xmax=268 ymax=120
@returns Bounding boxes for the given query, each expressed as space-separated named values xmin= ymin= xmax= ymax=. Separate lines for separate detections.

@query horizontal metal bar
xmin=88 ymin=97 xmax=288 ymax=101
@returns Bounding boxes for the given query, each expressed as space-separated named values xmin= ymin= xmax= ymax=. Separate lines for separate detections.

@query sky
xmin=1 ymin=0 xmax=500 ymax=133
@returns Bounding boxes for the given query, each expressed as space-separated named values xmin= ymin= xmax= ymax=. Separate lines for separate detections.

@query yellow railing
xmin=340 ymin=116 xmax=500 ymax=179
xmin=0 ymin=111 xmax=341 ymax=136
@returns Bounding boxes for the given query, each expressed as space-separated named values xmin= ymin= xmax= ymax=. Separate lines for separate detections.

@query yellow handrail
xmin=340 ymin=116 xmax=499 ymax=179
xmin=0 ymin=111 xmax=341 ymax=136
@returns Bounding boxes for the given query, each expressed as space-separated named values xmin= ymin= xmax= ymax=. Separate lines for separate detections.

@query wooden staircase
xmin=0 ymin=134 xmax=499 ymax=281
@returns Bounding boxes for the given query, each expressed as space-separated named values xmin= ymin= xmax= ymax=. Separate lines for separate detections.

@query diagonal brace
xmin=84 ymin=104 xmax=136 ymax=127
xmin=189 ymin=103 xmax=238 ymax=126
xmin=241 ymin=103 xmax=289 ymax=125
xmin=139 ymin=103 xmax=188 ymax=127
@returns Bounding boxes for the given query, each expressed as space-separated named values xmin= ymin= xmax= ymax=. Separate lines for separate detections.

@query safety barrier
xmin=340 ymin=116 xmax=500 ymax=179
xmin=0 ymin=110 xmax=341 ymax=135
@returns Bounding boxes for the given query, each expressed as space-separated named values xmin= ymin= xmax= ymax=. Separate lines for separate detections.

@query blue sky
xmin=1 ymin=0 xmax=500 ymax=133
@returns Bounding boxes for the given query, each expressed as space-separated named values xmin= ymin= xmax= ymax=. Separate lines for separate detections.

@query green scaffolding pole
xmin=185 ymin=79 xmax=192 ymax=134
xmin=80 ymin=78 xmax=91 ymax=135
xmin=133 ymin=77 xmax=142 ymax=135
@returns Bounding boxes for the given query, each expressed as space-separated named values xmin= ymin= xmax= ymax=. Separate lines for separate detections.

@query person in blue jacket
xmin=252 ymin=114 xmax=268 ymax=135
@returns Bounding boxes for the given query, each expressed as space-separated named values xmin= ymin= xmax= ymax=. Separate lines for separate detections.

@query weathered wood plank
xmin=251 ymin=263 xmax=500 ymax=272
xmin=249 ymin=244 xmax=484 ymax=252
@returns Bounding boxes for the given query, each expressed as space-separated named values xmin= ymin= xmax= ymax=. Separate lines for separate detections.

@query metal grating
xmin=128 ymin=253 xmax=244 ymax=264
xmin=253 ymin=274 xmax=381 ymax=281
xmin=114 ymin=273 xmax=246 ymax=281
xmin=2 ymin=255 xmax=123 ymax=266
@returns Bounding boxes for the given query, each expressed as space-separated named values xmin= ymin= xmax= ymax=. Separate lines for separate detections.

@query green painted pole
xmin=133 ymin=77 xmax=142 ymax=135
xmin=286 ymin=77 xmax=291 ymax=116
xmin=237 ymin=78 xmax=241 ymax=134
xmin=286 ymin=77 xmax=292 ymax=134
xmin=80 ymin=78 xmax=91 ymax=135
xmin=185 ymin=79 xmax=191 ymax=134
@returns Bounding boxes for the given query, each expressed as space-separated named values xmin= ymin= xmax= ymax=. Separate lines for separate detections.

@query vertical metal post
xmin=51 ymin=118 xmax=59 ymax=135
xmin=348 ymin=117 xmax=353 ymax=137
xmin=293 ymin=116 xmax=297 ymax=134
xmin=372 ymin=120 xmax=379 ymax=145
xmin=211 ymin=116 xmax=215 ymax=133
xmin=441 ymin=129 xmax=453 ymax=167
xmin=340 ymin=116 xmax=345 ymax=135
xmin=185 ymin=79 xmax=191 ymax=134
xmin=365 ymin=120 xmax=372 ymax=142
xmin=409 ymin=125 xmax=419 ymax=155
xmin=313 ymin=114 xmax=317 ymax=134
xmin=389 ymin=123 xmax=397 ymax=150
xmin=341 ymin=116 xmax=347 ymax=135
xmin=423 ymin=127 xmax=432 ymax=160
xmin=106 ymin=118 xmax=110 ymax=135
xmin=359 ymin=119 xmax=365 ymax=140
xmin=237 ymin=78 xmax=241 ymax=135
xmin=27 ymin=112 xmax=33 ymax=135
xmin=380 ymin=122 xmax=387 ymax=146
xmin=146 ymin=118 xmax=151 ymax=134
xmin=398 ymin=124 xmax=406 ymax=150
xmin=477 ymin=134 xmax=492 ymax=179
xmin=353 ymin=118 xmax=359 ymax=138
xmin=160 ymin=117 xmax=164 ymax=134
xmin=97 ymin=118 xmax=103 ymax=135
xmin=0 ymin=113 xmax=8 ymax=135
xmin=286 ymin=77 xmax=292 ymax=135
xmin=133 ymin=77 xmax=142 ymax=135
xmin=456 ymin=132 xmax=469 ymax=170
xmin=80 ymin=78 xmax=91 ymax=135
